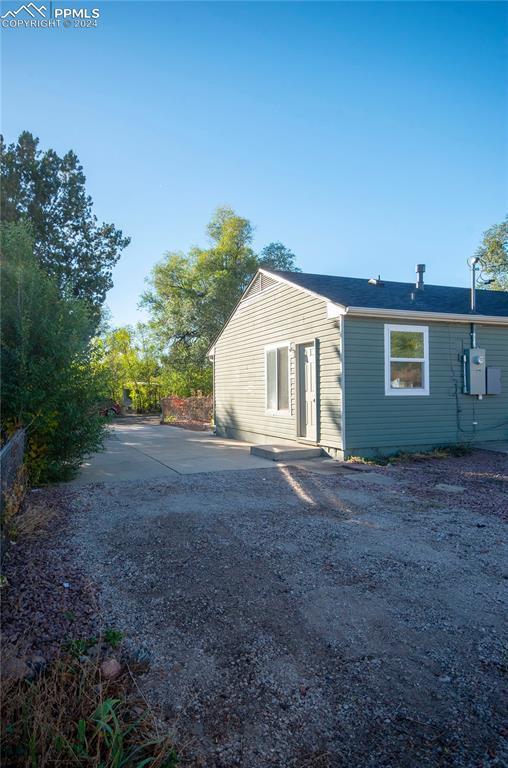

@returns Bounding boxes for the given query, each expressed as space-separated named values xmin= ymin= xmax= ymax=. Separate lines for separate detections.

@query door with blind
xmin=298 ymin=342 xmax=317 ymax=441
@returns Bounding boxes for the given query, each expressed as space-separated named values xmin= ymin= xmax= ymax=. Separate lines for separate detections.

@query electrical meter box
xmin=464 ymin=348 xmax=486 ymax=396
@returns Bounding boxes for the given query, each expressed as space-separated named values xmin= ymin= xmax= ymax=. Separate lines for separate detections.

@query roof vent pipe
xmin=415 ymin=264 xmax=425 ymax=290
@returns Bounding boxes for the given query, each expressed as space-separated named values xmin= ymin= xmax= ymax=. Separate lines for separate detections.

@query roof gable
xmin=262 ymin=269 xmax=508 ymax=319
xmin=241 ymin=271 xmax=278 ymax=302
xmin=209 ymin=267 xmax=508 ymax=356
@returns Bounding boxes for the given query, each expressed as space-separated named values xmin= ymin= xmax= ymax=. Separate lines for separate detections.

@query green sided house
xmin=208 ymin=266 xmax=508 ymax=459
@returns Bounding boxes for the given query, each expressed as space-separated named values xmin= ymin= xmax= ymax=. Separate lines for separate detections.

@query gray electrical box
xmin=486 ymin=367 xmax=502 ymax=395
xmin=464 ymin=348 xmax=486 ymax=396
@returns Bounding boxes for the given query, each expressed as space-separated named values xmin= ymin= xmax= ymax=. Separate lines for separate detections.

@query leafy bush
xmin=1 ymin=222 xmax=108 ymax=482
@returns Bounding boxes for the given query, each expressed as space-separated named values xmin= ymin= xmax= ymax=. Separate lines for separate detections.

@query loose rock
xmin=101 ymin=658 xmax=121 ymax=679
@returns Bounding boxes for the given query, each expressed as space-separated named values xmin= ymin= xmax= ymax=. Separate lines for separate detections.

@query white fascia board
xmin=327 ymin=302 xmax=345 ymax=318
xmin=344 ymin=306 xmax=508 ymax=325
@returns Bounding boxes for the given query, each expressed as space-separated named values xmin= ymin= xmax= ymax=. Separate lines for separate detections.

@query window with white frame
xmin=384 ymin=324 xmax=429 ymax=396
xmin=265 ymin=343 xmax=290 ymax=414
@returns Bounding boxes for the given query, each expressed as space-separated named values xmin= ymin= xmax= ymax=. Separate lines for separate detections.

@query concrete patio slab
xmin=70 ymin=419 xmax=277 ymax=484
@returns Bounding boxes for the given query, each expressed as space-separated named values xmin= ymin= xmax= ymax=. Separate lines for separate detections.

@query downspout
xmin=212 ymin=350 xmax=216 ymax=434
xmin=340 ymin=315 xmax=347 ymax=459
xmin=467 ymin=257 xmax=482 ymax=422
xmin=462 ymin=259 xmax=477 ymax=395
xmin=469 ymin=256 xmax=480 ymax=349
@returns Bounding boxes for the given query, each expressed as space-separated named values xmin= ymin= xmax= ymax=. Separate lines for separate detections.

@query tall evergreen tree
xmin=1 ymin=131 xmax=130 ymax=320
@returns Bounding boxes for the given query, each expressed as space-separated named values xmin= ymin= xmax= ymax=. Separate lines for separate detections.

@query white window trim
xmin=384 ymin=324 xmax=429 ymax=396
xmin=265 ymin=341 xmax=291 ymax=416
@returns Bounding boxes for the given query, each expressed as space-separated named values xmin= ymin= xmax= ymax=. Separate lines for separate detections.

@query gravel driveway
xmin=61 ymin=445 xmax=508 ymax=768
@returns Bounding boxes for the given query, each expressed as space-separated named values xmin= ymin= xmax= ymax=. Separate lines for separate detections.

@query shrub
xmin=1 ymin=222 xmax=108 ymax=482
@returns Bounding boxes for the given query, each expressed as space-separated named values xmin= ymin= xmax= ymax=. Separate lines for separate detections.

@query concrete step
xmin=250 ymin=444 xmax=323 ymax=461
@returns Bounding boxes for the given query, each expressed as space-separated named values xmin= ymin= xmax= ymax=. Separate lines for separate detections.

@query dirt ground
xmin=41 ymin=448 xmax=505 ymax=768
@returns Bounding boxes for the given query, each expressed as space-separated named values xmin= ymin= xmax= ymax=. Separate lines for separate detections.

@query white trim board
xmin=264 ymin=341 xmax=291 ymax=417
xmin=343 ymin=306 xmax=508 ymax=325
xmin=384 ymin=324 xmax=430 ymax=396
xmin=339 ymin=315 xmax=346 ymax=453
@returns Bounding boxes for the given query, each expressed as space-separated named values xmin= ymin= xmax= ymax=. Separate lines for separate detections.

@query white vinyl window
xmin=384 ymin=324 xmax=429 ymax=396
xmin=265 ymin=343 xmax=290 ymax=414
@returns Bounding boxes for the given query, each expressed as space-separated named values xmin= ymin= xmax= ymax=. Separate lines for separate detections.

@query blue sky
xmin=2 ymin=1 xmax=507 ymax=326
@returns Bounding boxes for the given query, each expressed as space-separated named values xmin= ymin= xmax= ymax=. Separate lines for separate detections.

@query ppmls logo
xmin=2 ymin=2 xmax=46 ymax=17
xmin=1 ymin=1 xmax=101 ymax=27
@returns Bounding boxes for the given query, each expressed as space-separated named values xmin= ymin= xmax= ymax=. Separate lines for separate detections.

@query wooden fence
xmin=160 ymin=396 xmax=213 ymax=424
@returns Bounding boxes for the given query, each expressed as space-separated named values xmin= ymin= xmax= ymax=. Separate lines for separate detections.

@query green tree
xmin=259 ymin=241 xmax=299 ymax=272
xmin=0 ymin=131 xmax=130 ymax=321
xmin=142 ymin=206 xmax=299 ymax=382
xmin=95 ymin=323 xmax=213 ymax=404
xmin=475 ymin=216 xmax=508 ymax=291
xmin=158 ymin=365 xmax=212 ymax=398
xmin=1 ymin=221 xmax=107 ymax=482
xmin=94 ymin=324 xmax=162 ymax=411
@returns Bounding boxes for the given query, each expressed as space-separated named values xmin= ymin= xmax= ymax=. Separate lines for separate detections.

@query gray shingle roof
xmin=264 ymin=269 xmax=508 ymax=318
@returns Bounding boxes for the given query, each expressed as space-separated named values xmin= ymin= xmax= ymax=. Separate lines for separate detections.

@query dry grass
xmin=347 ymin=443 xmax=472 ymax=466
xmin=10 ymin=497 xmax=58 ymax=540
xmin=1 ymin=653 xmax=178 ymax=768
xmin=1 ymin=466 xmax=29 ymax=536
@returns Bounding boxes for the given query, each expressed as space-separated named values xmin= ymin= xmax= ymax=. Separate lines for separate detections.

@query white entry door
xmin=300 ymin=343 xmax=317 ymax=441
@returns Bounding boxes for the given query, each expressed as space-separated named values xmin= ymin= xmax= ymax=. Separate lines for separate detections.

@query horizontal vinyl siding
xmin=214 ymin=282 xmax=342 ymax=449
xmin=344 ymin=316 xmax=508 ymax=455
